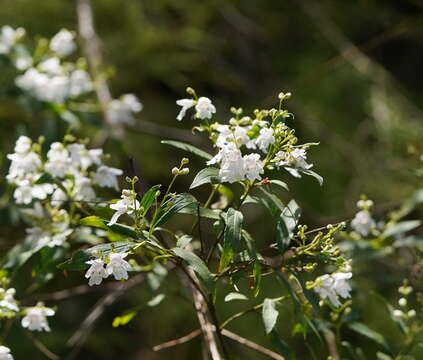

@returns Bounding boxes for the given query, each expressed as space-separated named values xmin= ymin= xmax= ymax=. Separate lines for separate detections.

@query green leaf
xmin=190 ymin=167 xmax=220 ymax=189
xmin=80 ymin=216 xmax=140 ymax=239
xmin=262 ymin=298 xmax=279 ymax=334
xmin=178 ymin=204 xmax=222 ymax=220
xmin=176 ymin=235 xmax=193 ymax=248
xmin=302 ymin=169 xmax=324 ymax=186
xmin=270 ymin=179 xmax=289 ymax=191
xmin=161 ymin=140 xmax=213 ymax=160
xmin=154 ymin=193 xmax=197 ymax=227
xmin=398 ymin=189 xmax=423 ymax=217
xmin=376 ymin=352 xmax=394 ymax=360
xmin=112 ymin=310 xmax=138 ymax=327
xmin=2 ymin=234 xmax=47 ymax=270
xmin=139 ymin=185 xmax=161 ymax=217
xmin=58 ymin=241 xmax=135 ymax=271
xmin=34 ymin=172 xmax=56 ymax=185
xmin=383 ymin=220 xmax=421 ymax=238
xmin=348 ymin=322 xmax=391 ymax=352
xmin=275 ymin=200 xmax=301 ymax=253
xmin=172 ymin=247 xmax=215 ymax=294
xmin=224 ymin=292 xmax=248 ymax=302
xmin=253 ymin=260 xmax=262 ymax=297
xmin=268 ymin=329 xmax=292 ymax=359
xmin=219 ymin=208 xmax=243 ymax=271
xmin=255 ymin=187 xmax=285 ymax=217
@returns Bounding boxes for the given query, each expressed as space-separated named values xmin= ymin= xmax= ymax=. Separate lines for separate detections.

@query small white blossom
xmin=108 ymin=189 xmax=140 ymax=226
xmin=243 ymin=153 xmax=264 ymax=181
xmin=107 ymin=94 xmax=143 ymax=125
xmin=94 ymin=166 xmax=123 ymax=190
xmin=106 ymin=253 xmax=132 ymax=280
xmin=0 ymin=346 xmax=14 ymax=360
xmin=69 ymin=69 xmax=92 ymax=97
xmin=276 ymin=148 xmax=313 ymax=178
xmin=195 ymin=97 xmax=216 ymax=119
xmin=217 ymin=143 xmax=245 ymax=183
xmin=85 ymin=258 xmax=108 ymax=286
xmin=14 ymin=53 xmax=32 ymax=70
xmin=0 ymin=288 xmax=19 ymax=312
xmin=21 ymin=306 xmax=55 ymax=332
xmin=255 ymin=128 xmax=275 ymax=152
xmin=351 ymin=210 xmax=375 ymax=237
xmin=38 ymin=57 xmax=62 ymax=75
xmin=176 ymin=98 xmax=195 ymax=121
xmin=45 ymin=142 xmax=71 ymax=177
xmin=393 ymin=309 xmax=404 ymax=318
xmin=314 ymin=271 xmax=352 ymax=307
xmin=49 ymin=29 xmax=76 ymax=56
xmin=0 ymin=25 xmax=25 ymax=54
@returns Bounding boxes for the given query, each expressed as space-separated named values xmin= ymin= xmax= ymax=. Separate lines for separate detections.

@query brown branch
xmin=222 ymin=329 xmax=285 ymax=360
xmin=153 ymin=329 xmax=202 ymax=351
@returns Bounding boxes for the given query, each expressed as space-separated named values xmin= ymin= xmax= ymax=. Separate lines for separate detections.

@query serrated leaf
xmin=219 ymin=208 xmax=243 ymax=271
xmin=161 ymin=140 xmax=213 ymax=160
xmin=383 ymin=220 xmax=421 ymax=238
xmin=139 ymin=185 xmax=161 ymax=217
xmin=262 ymin=298 xmax=279 ymax=334
xmin=348 ymin=322 xmax=391 ymax=352
xmin=275 ymin=200 xmax=301 ymax=253
xmin=172 ymin=247 xmax=215 ymax=294
xmin=190 ymin=167 xmax=220 ymax=189
xmin=58 ymin=241 xmax=135 ymax=271
xmin=224 ymin=292 xmax=248 ymax=302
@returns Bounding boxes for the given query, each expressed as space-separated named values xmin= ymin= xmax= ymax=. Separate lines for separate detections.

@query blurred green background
xmin=0 ymin=0 xmax=422 ymax=359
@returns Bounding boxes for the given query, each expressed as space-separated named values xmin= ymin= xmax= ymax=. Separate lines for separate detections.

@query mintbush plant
xmin=0 ymin=25 xmax=422 ymax=360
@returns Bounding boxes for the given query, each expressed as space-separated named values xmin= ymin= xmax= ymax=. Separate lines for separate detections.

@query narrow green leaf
xmin=219 ymin=208 xmax=243 ymax=271
xmin=172 ymin=247 xmax=215 ymax=294
xmin=178 ymin=204 xmax=222 ymax=219
xmin=383 ymin=220 xmax=421 ymax=238
xmin=262 ymin=298 xmax=279 ymax=334
xmin=270 ymin=179 xmax=289 ymax=191
xmin=348 ymin=322 xmax=391 ymax=352
xmin=80 ymin=216 xmax=140 ymax=239
xmin=255 ymin=187 xmax=285 ymax=217
xmin=190 ymin=167 xmax=220 ymax=189
xmin=302 ymin=169 xmax=324 ymax=186
xmin=224 ymin=292 xmax=248 ymax=302
xmin=161 ymin=140 xmax=213 ymax=160
xmin=176 ymin=235 xmax=193 ymax=248
xmin=154 ymin=193 xmax=197 ymax=227
xmin=275 ymin=200 xmax=301 ymax=253
xmin=58 ymin=241 xmax=135 ymax=271
xmin=253 ymin=260 xmax=262 ymax=297
xmin=139 ymin=185 xmax=161 ymax=217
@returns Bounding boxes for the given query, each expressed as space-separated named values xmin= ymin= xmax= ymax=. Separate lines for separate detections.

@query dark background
xmin=0 ymin=1 xmax=422 ymax=359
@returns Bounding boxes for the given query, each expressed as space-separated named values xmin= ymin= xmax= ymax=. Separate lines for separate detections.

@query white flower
xmin=67 ymin=143 xmax=102 ymax=170
xmin=108 ymin=189 xmax=140 ymax=226
xmin=243 ymin=153 xmax=264 ymax=181
xmin=74 ymin=176 xmax=96 ymax=201
xmin=69 ymin=69 xmax=92 ymax=97
xmin=15 ymin=68 xmax=49 ymax=97
xmin=393 ymin=309 xmax=404 ymax=318
xmin=176 ymin=99 xmax=195 ymax=121
xmin=0 ymin=25 xmax=25 ymax=54
xmin=12 ymin=179 xmax=53 ymax=205
xmin=49 ymin=29 xmax=76 ymax=56
xmin=276 ymin=148 xmax=312 ymax=178
xmin=42 ymin=75 xmax=69 ymax=103
xmin=94 ymin=165 xmax=123 ymax=190
xmin=107 ymin=94 xmax=143 ymax=125
xmin=7 ymin=137 xmax=41 ymax=181
xmin=38 ymin=57 xmax=62 ymax=75
xmin=14 ymin=53 xmax=33 ymax=70
xmin=218 ymin=143 xmax=245 ymax=183
xmin=106 ymin=253 xmax=132 ymax=280
xmin=21 ymin=306 xmax=55 ymax=332
xmin=234 ymin=126 xmax=250 ymax=147
xmin=351 ymin=210 xmax=375 ymax=237
xmin=195 ymin=97 xmax=216 ymax=119
xmin=85 ymin=258 xmax=108 ymax=286
xmin=314 ymin=271 xmax=352 ymax=307
xmin=0 ymin=345 xmax=14 ymax=360
xmin=45 ymin=142 xmax=71 ymax=177
xmin=0 ymin=288 xmax=19 ymax=312
xmin=255 ymin=128 xmax=275 ymax=152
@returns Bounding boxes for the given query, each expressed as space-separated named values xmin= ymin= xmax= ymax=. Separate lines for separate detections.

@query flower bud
xmin=408 ymin=309 xmax=416 ymax=318
xmin=398 ymin=298 xmax=407 ymax=307
xmin=186 ymin=87 xmax=195 ymax=96
xmin=180 ymin=168 xmax=190 ymax=175
xmin=393 ymin=309 xmax=403 ymax=318
xmin=181 ymin=157 xmax=189 ymax=165
xmin=171 ymin=167 xmax=179 ymax=175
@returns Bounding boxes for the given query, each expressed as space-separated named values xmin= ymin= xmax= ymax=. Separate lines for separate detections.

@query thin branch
xmin=25 ymin=331 xmax=60 ymax=360
xmin=153 ymin=329 xmax=202 ymax=351
xmin=222 ymin=329 xmax=285 ymax=360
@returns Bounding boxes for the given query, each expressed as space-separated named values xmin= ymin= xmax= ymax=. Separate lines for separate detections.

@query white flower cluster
xmin=313 ymin=270 xmax=352 ymax=307
xmin=7 ymin=135 xmax=123 ymax=205
xmin=0 ymin=25 xmax=25 ymax=55
xmin=0 ymin=287 xmax=55 ymax=334
xmin=107 ymin=94 xmax=143 ymax=125
xmin=108 ymin=189 xmax=140 ymax=226
xmin=0 ymin=346 xmax=13 ymax=360
xmin=351 ymin=199 xmax=376 ymax=237
xmin=85 ymin=252 xmax=132 ymax=286
xmin=176 ymin=96 xmax=216 ymax=121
